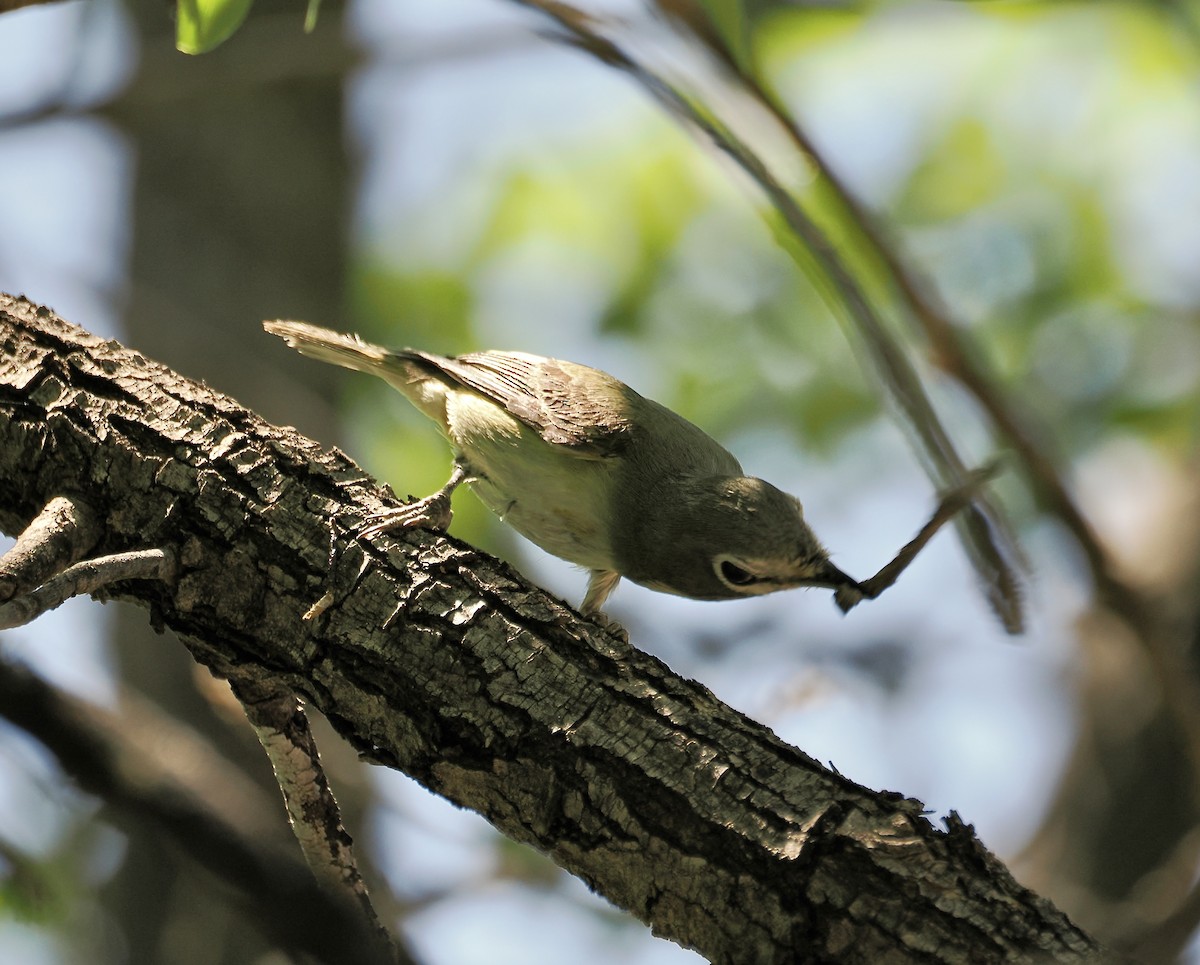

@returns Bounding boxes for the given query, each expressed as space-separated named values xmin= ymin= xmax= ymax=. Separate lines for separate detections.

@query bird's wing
xmin=405 ymin=350 xmax=635 ymax=457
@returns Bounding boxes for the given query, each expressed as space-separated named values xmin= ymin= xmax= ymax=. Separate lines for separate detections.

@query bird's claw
xmin=586 ymin=609 xmax=629 ymax=644
xmin=356 ymin=492 xmax=454 ymax=541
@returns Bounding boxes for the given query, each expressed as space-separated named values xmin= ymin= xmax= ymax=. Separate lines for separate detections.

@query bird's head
xmin=622 ymin=475 xmax=860 ymax=604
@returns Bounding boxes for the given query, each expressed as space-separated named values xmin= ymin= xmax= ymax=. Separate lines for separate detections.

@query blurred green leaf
xmin=492 ymin=837 xmax=562 ymax=887
xmin=900 ymin=120 xmax=1005 ymax=223
xmin=755 ymin=5 xmax=863 ymax=72
xmin=304 ymin=0 xmax=321 ymax=33
xmin=176 ymin=0 xmax=254 ymax=54
xmin=0 ymin=829 xmax=99 ymax=927
xmin=471 ymin=141 xmax=701 ymax=263
xmin=351 ymin=263 xmax=475 ymax=352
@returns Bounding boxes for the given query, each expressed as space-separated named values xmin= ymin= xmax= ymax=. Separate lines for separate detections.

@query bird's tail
xmin=264 ymin=319 xmax=452 ymax=426
xmin=264 ymin=320 xmax=401 ymax=376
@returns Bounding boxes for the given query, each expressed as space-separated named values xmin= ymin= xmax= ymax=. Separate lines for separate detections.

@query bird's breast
xmin=446 ymin=392 xmax=620 ymax=572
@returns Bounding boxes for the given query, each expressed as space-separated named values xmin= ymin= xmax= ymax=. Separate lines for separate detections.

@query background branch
xmin=0 ymin=656 xmax=399 ymax=965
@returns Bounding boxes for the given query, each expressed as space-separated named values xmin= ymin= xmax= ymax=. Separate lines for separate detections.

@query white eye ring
xmin=714 ymin=556 xmax=757 ymax=588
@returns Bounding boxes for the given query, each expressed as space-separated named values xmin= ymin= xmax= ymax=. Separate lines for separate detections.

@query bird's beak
xmin=808 ymin=558 xmax=859 ymax=591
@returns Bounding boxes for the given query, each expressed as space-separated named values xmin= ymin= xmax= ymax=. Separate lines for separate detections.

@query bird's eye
xmin=718 ymin=559 xmax=756 ymax=586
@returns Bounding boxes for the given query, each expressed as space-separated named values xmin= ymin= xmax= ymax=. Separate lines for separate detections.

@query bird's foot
xmin=579 ymin=570 xmax=628 ymax=641
xmin=586 ymin=608 xmax=629 ymax=644
xmin=356 ymin=492 xmax=454 ymax=541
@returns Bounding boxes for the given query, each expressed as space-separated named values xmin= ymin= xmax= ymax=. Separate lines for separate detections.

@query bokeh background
xmin=2 ymin=0 xmax=1200 ymax=962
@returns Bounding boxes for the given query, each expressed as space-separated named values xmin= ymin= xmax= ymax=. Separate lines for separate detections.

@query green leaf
xmin=304 ymin=0 xmax=321 ymax=33
xmin=176 ymin=0 xmax=254 ymax=55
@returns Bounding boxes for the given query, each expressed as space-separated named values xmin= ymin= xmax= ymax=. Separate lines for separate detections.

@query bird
xmin=264 ymin=320 xmax=861 ymax=618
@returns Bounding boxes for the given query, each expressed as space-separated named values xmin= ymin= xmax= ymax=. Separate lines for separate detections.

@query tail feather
xmin=265 ymin=319 xmax=458 ymax=428
xmin=264 ymin=320 xmax=397 ymax=376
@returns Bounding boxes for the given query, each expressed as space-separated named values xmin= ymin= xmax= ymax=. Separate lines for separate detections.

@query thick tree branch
xmin=0 ymin=294 xmax=1107 ymax=963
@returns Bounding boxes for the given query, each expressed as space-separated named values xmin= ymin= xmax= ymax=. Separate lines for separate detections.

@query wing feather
xmin=403 ymin=349 xmax=635 ymax=457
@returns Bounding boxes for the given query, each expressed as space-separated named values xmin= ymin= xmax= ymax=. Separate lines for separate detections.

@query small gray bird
xmin=264 ymin=320 xmax=860 ymax=616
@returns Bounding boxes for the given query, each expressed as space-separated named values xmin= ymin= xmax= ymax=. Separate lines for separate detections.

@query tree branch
xmin=0 ymin=547 xmax=176 ymax=629
xmin=236 ymin=677 xmax=401 ymax=959
xmin=0 ymin=494 xmax=101 ymax=602
xmin=0 ymin=294 xmax=1108 ymax=962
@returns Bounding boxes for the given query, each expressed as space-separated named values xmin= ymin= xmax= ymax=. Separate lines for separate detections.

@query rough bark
xmin=0 ymin=294 xmax=1106 ymax=964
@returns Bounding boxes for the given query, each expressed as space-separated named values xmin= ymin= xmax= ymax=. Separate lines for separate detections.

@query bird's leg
xmin=581 ymin=569 xmax=621 ymax=614
xmin=580 ymin=569 xmax=628 ymax=641
xmin=357 ymin=461 xmax=471 ymax=540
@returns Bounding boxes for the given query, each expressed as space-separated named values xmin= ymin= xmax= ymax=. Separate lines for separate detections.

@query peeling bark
xmin=0 ymin=294 xmax=1106 ymax=964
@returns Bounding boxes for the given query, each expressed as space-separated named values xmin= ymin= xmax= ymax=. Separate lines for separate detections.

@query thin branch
xmin=0 ymin=495 xmax=101 ymax=604
xmin=236 ymin=679 xmax=408 ymax=964
xmin=510 ymin=0 xmax=1024 ymax=633
xmin=0 ymin=548 xmax=176 ymax=629
xmin=838 ymin=461 xmax=1001 ymax=611
xmin=0 ymin=657 xmax=399 ymax=965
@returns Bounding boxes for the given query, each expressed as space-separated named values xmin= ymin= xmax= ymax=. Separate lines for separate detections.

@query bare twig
xmin=236 ymin=680 xmax=407 ymax=964
xmin=0 ymin=548 xmax=176 ymax=630
xmin=0 ymin=496 xmax=101 ymax=603
xmin=509 ymin=0 xmax=1024 ymax=633
xmin=837 ymin=461 xmax=1002 ymax=612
